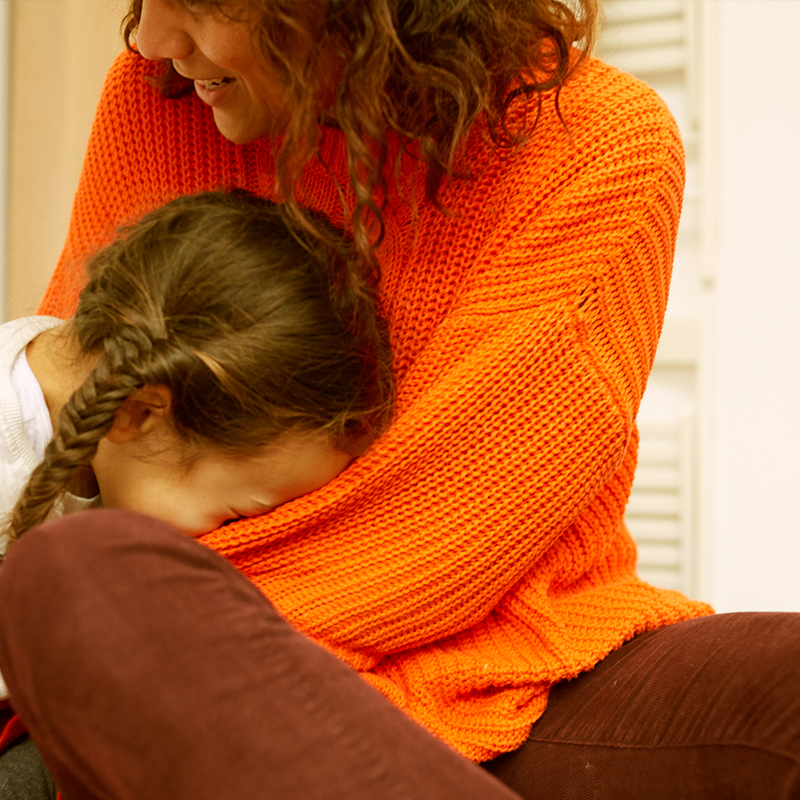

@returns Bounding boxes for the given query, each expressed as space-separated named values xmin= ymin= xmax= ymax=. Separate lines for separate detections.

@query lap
xmin=0 ymin=510 xmax=518 ymax=800
xmin=484 ymin=612 xmax=800 ymax=799
xmin=3 ymin=511 xmax=800 ymax=799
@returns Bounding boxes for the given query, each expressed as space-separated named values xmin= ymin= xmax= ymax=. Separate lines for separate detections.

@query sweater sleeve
xmin=203 ymin=75 xmax=686 ymax=663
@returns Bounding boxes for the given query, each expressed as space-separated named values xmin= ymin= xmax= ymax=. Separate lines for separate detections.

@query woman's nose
xmin=136 ymin=0 xmax=195 ymax=62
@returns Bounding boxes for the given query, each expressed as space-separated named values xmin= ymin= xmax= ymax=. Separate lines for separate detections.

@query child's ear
xmin=104 ymin=384 xmax=173 ymax=445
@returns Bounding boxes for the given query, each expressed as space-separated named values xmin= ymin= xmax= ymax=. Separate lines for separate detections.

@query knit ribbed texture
xmin=40 ymin=50 xmax=712 ymax=762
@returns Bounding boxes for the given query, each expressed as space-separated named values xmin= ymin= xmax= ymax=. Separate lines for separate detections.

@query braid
xmin=5 ymin=335 xmax=150 ymax=546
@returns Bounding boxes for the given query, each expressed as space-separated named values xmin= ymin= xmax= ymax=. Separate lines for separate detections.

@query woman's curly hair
xmin=123 ymin=0 xmax=597 ymax=260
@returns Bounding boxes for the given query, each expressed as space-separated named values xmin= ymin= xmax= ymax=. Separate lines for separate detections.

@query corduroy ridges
xmin=40 ymin=50 xmax=713 ymax=762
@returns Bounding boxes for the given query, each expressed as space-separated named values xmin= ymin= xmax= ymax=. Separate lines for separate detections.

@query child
xmin=0 ymin=190 xmax=392 ymax=784
xmin=1 ymin=189 xmax=393 ymax=548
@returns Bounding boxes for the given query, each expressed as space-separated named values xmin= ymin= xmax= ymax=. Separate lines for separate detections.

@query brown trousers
xmin=0 ymin=510 xmax=799 ymax=800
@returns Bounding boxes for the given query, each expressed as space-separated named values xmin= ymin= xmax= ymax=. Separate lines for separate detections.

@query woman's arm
xmin=204 ymin=65 xmax=687 ymax=659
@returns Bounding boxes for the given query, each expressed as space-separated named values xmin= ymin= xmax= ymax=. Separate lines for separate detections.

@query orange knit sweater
xmin=40 ymin=50 xmax=712 ymax=762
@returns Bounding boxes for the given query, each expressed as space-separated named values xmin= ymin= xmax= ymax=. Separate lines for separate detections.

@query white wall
xmin=7 ymin=0 xmax=124 ymax=319
xmin=0 ymin=1 xmax=9 ymax=321
xmin=710 ymin=0 xmax=800 ymax=611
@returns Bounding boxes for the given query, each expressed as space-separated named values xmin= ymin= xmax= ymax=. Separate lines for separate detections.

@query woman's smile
xmin=172 ymin=67 xmax=238 ymax=109
xmin=136 ymin=0 xmax=291 ymax=142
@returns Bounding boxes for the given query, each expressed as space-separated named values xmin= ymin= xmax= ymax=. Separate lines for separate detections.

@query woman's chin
xmin=211 ymin=108 xmax=278 ymax=145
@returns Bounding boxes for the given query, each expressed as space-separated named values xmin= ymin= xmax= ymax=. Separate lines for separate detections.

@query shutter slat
xmin=608 ymin=0 xmax=684 ymax=23
xmin=610 ymin=18 xmax=684 ymax=50
xmin=603 ymin=44 xmax=685 ymax=75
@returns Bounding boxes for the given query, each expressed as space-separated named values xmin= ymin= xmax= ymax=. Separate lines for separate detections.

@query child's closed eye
xmin=231 ymin=502 xmax=276 ymax=519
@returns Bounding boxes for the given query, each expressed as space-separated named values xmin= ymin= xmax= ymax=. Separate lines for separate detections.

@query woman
xmin=1 ymin=1 xmax=799 ymax=798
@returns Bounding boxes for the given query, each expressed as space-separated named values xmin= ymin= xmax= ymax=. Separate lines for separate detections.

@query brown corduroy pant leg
xmin=484 ymin=612 xmax=800 ymax=799
xmin=0 ymin=510 xmax=521 ymax=800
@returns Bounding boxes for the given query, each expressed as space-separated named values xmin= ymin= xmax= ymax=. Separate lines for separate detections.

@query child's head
xmin=8 ymin=190 xmax=392 ymax=540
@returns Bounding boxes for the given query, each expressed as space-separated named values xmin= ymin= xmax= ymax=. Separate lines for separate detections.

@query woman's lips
xmin=193 ymin=77 xmax=236 ymax=107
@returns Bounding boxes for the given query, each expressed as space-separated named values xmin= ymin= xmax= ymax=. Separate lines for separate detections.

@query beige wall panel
xmin=8 ymin=0 xmax=125 ymax=319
